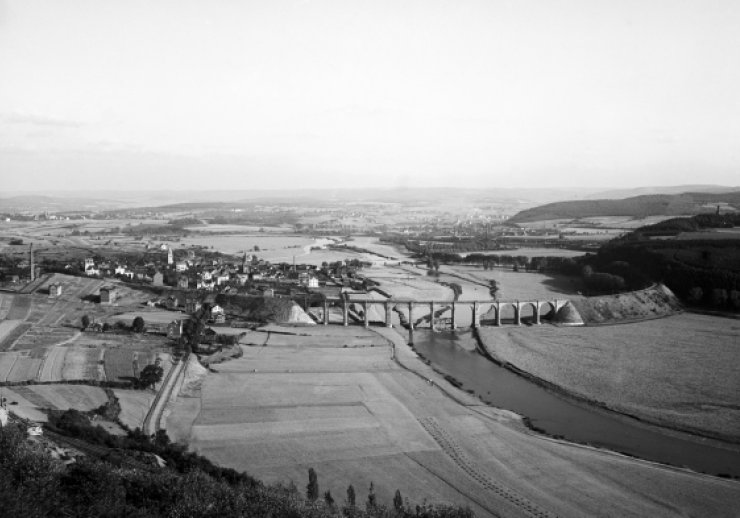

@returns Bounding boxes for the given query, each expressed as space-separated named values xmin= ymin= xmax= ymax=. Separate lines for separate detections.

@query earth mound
xmin=570 ymin=284 xmax=681 ymax=325
xmin=222 ymin=296 xmax=315 ymax=324
xmin=551 ymin=302 xmax=585 ymax=326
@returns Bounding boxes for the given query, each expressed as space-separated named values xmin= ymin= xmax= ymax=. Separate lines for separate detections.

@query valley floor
xmin=165 ymin=324 xmax=740 ymax=517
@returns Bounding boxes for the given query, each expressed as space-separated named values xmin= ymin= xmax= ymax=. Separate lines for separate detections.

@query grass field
xmin=104 ymin=348 xmax=136 ymax=381
xmin=62 ymin=346 xmax=104 ymax=381
xmin=2 ymin=384 xmax=108 ymax=422
xmin=460 ymin=247 xmax=586 ymax=258
xmin=478 ymin=313 xmax=740 ymax=440
xmin=5 ymin=354 xmax=43 ymax=382
xmin=113 ymin=389 xmax=154 ymax=430
xmin=443 ymin=265 xmax=581 ymax=300
xmin=106 ymin=310 xmax=186 ymax=325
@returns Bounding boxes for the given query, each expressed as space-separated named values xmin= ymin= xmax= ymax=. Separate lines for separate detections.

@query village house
xmin=48 ymin=283 xmax=63 ymax=298
xmin=167 ymin=320 xmax=182 ymax=339
xmin=152 ymin=271 xmax=164 ymax=286
xmin=177 ymin=276 xmax=189 ymax=289
xmin=185 ymin=298 xmax=201 ymax=313
xmin=175 ymin=261 xmax=188 ymax=272
xmin=99 ymin=286 xmax=117 ymax=304
xmin=114 ymin=265 xmax=134 ymax=279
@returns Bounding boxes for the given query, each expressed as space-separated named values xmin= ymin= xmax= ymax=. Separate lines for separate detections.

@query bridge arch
xmin=537 ymin=301 xmax=557 ymax=322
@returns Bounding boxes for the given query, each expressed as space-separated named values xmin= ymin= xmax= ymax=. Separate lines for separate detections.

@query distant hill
xmin=585 ymin=185 xmax=739 ymax=200
xmin=0 ymin=195 xmax=126 ymax=212
xmin=508 ymin=191 xmax=740 ymax=223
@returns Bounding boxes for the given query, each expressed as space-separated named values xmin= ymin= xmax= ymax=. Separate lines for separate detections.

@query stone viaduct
xmin=322 ymin=297 xmax=569 ymax=342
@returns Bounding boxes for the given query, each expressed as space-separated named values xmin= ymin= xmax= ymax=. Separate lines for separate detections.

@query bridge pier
xmin=429 ymin=302 xmax=435 ymax=331
xmin=472 ymin=301 xmax=479 ymax=329
xmin=363 ymin=301 xmax=369 ymax=328
xmin=323 ymin=300 xmax=329 ymax=325
xmin=515 ymin=301 xmax=521 ymax=326
xmin=385 ymin=301 xmax=393 ymax=327
xmin=342 ymin=300 xmax=349 ymax=326
xmin=451 ymin=302 xmax=456 ymax=330
xmin=535 ymin=301 xmax=540 ymax=325
xmin=495 ymin=302 xmax=501 ymax=326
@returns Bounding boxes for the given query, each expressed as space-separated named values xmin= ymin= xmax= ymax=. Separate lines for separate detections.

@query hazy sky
xmin=1 ymin=0 xmax=739 ymax=191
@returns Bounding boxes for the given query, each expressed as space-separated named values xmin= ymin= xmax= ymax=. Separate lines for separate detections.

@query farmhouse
xmin=100 ymin=286 xmax=117 ymax=304
xmin=152 ymin=271 xmax=164 ymax=286
xmin=185 ymin=298 xmax=202 ymax=313
xmin=48 ymin=283 xmax=63 ymax=298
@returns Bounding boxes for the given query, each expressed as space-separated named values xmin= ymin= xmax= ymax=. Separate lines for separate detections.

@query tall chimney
xmin=29 ymin=243 xmax=34 ymax=282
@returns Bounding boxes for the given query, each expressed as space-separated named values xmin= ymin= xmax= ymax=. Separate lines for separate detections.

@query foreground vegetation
xmin=0 ymin=416 xmax=474 ymax=518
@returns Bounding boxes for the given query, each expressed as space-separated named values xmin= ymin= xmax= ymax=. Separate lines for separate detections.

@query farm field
xmin=165 ymin=325 xmax=740 ymax=517
xmin=177 ymin=234 xmax=317 ymax=256
xmin=442 ymin=265 xmax=581 ymax=301
xmin=62 ymin=346 xmax=104 ymax=381
xmin=106 ymin=310 xmax=186 ymax=325
xmin=113 ymin=389 xmax=155 ymax=430
xmin=347 ymin=236 xmax=411 ymax=259
xmin=460 ymin=247 xmax=586 ymax=258
xmin=1 ymin=384 xmax=109 ymax=422
xmin=367 ymin=264 xmax=453 ymax=301
xmin=184 ymin=224 xmax=292 ymax=233
xmin=478 ymin=313 xmax=740 ymax=440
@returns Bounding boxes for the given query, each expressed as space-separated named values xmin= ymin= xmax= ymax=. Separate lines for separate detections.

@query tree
xmin=688 ymin=287 xmax=703 ymax=303
xmin=489 ymin=280 xmax=499 ymax=299
xmin=80 ymin=314 xmax=90 ymax=330
xmin=346 ymin=484 xmax=356 ymax=508
xmin=393 ymin=489 xmax=404 ymax=512
xmin=324 ymin=490 xmax=334 ymax=507
xmin=132 ymin=316 xmax=145 ymax=333
xmin=138 ymin=364 xmax=164 ymax=390
xmin=306 ymin=467 xmax=318 ymax=501
xmin=712 ymin=288 xmax=728 ymax=308
xmin=366 ymin=481 xmax=377 ymax=511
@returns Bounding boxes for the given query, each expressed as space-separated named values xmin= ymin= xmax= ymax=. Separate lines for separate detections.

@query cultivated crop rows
xmin=418 ymin=417 xmax=557 ymax=518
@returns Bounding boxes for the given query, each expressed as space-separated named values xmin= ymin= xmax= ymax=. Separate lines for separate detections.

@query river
xmin=412 ymin=329 xmax=740 ymax=478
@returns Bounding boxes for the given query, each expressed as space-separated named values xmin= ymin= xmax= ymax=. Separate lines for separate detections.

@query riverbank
xmin=378 ymin=327 xmax=740 ymax=516
xmin=476 ymin=315 xmax=740 ymax=445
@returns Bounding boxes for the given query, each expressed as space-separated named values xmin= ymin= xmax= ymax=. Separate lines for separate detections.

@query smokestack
xmin=29 ymin=243 xmax=34 ymax=282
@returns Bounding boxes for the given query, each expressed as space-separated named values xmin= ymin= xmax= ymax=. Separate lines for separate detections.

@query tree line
xmin=1 ymin=417 xmax=474 ymax=517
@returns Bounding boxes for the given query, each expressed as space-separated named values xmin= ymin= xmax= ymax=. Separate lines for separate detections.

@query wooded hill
xmin=508 ymin=191 xmax=740 ymax=223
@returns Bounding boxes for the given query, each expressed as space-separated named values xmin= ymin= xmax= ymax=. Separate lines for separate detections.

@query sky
xmin=1 ymin=0 xmax=739 ymax=191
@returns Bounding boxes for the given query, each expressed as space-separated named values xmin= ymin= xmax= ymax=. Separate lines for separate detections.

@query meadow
xmin=442 ymin=265 xmax=581 ymax=301
xmin=459 ymin=247 xmax=585 ymax=259
xmin=478 ymin=313 xmax=740 ymax=440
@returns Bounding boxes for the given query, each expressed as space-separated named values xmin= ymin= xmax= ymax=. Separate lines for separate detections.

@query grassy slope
xmin=569 ymin=284 xmax=682 ymax=324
